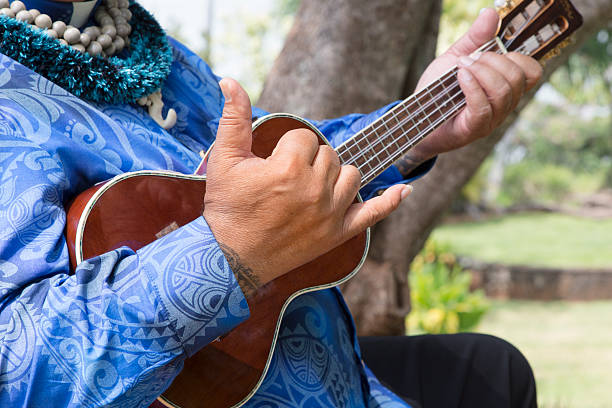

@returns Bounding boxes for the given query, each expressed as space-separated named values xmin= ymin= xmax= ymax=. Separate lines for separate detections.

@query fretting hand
xmin=203 ymin=79 xmax=412 ymax=296
xmin=395 ymin=8 xmax=543 ymax=176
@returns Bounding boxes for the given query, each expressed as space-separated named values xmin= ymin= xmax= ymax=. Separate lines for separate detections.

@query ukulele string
xmin=359 ymin=85 xmax=465 ymax=182
xmin=356 ymin=41 xmax=531 ymax=184
xmin=338 ymin=37 xmax=501 ymax=163
xmin=341 ymin=41 xmax=499 ymax=172
xmin=352 ymin=39 xmax=531 ymax=176
xmin=340 ymin=6 xmax=540 ymax=170
xmin=359 ymin=42 xmax=531 ymax=184
xmin=334 ymin=59 xmax=472 ymax=163
xmin=338 ymin=39 xmax=500 ymax=169
xmin=360 ymin=88 xmax=467 ymax=185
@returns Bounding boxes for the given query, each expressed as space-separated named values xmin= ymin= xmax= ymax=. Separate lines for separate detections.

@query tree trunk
xmin=258 ymin=0 xmax=612 ymax=336
xmin=258 ymin=0 xmax=442 ymax=117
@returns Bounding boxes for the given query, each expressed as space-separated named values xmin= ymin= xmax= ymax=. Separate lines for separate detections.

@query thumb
xmin=213 ymin=78 xmax=254 ymax=162
xmin=446 ymin=8 xmax=499 ymax=57
xmin=342 ymin=184 xmax=411 ymax=239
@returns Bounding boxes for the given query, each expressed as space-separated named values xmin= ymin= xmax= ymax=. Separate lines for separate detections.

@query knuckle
xmin=367 ymin=206 xmax=383 ymax=226
xmin=509 ymin=53 xmax=543 ymax=87
xmin=346 ymin=164 xmax=361 ymax=179
xmin=323 ymin=144 xmax=337 ymax=158
xmin=480 ymin=51 xmax=497 ymax=62
xmin=477 ymin=103 xmax=493 ymax=121
xmin=326 ymin=147 xmax=341 ymax=168
xmin=505 ymin=62 xmax=527 ymax=97
xmin=498 ymin=81 xmax=513 ymax=99
xmin=305 ymin=186 xmax=324 ymax=206
xmin=509 ymin=67 xmax=526 ymax=91
xmin=517 ymin=71 xmax=527 ymax=95
xmin=221 ymin=101 xmax=251 ymax=118
xmin=504 ymin=94 xmax=514 ymax=113
xmin=530 ymin=62 xmax=544 ymax=84
xmin=218 ymin=116 xmax=248 ymax=128
xmin=318 ymin=144 xmax=334 ymax=159
xmin=277 ymin=156 xmax=301 ymax=180
xmin=286 ymin=128 xmax=318 ymax=147
xmin=495 ymin=82 xmax=513 ymax=112
xmin=482 ymin=52 xmax=505 ymax=68
xmin=535 ymin=62 xmax=544 ymax=78
xmin=345 ymin=165 xmax=361 ymax=188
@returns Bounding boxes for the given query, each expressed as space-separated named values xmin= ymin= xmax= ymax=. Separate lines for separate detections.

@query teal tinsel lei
xmin=0 ymin=2 xmax=172 ymax=104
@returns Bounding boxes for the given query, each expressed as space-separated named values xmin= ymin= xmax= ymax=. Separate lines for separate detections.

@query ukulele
xmin=65 ymin=0 xmax=582 ymax=406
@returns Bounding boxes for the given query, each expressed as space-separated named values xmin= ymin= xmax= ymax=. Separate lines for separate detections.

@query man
xmin=0 ymin=0 xmax=541 ymax=406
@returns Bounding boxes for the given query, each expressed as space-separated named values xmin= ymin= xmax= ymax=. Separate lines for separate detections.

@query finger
xmin=505 ymin=52 xmax=544 ymax=91
xmin=313 ymin=144 xmax=341 ymax=187
xmin=446 ymin=8 xmax=499 ymax=57
xmin=342 ymin=184 xmax=412 ymax=238
xmin=478 ymin=52 xmax=526 ymax=109
xmin=271 ymin=128 xmax=320 ymax=164
xmin=459 ymin=55 xmax=513 ymax=123
xmin=455 ymin=68 xmax=493 ymax=137
xmin=214 ymin=78 xmax=254 ymax=161
xmin=332 ymin=165 xmax=361 ymax=210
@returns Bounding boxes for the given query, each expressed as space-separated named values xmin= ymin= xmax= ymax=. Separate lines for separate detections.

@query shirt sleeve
xmin=363 ymin=365 xmax=413 ymax=408
xmin=308 ymin=102 xmax=436 ymax=200
xmin=0 ymin=148 xmax=249 ymax=407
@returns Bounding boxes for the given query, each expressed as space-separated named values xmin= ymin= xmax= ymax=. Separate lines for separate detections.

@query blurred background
xmin=141 ymin=0 xmax=612 ymax=406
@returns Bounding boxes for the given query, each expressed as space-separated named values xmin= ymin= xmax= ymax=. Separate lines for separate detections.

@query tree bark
xmin=258 ymin=0 xmax=612 ymax=336
xmin=258 ymin=0 xmax=442 ymax=117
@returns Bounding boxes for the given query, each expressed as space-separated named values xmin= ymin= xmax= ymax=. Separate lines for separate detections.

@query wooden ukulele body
xmin=66 ymin=114 xmax=370 ymax=408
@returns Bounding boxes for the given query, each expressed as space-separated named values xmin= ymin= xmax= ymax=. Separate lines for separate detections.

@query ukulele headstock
xmin=495 ymin=0 xmax=583 ymax=61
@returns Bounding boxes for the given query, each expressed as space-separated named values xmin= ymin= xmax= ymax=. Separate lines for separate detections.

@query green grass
xmin=477 ymin=301 xmax=612 ymax=408
xmin=431 ymin=213 xmax=612 ymax=268
xmin=428 ymin=213 xmax=612 ymax=405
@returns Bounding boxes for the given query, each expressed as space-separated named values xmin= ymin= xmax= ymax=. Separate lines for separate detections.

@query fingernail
xmin=459 ymin=55 xmax=475 ymax=67
xmin=401 ymin=185 xmax=413 ymax=200
xmin=470 ymin=51 xmax=483 ymax=61
xmin=219 ymin=80 xmax=232 ymax=103
xmin=479 ymin=8 xmax=487 ymax=15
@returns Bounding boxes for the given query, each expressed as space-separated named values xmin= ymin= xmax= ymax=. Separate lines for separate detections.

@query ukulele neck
xmin=335 ymin=38 xmax=506 ymax=188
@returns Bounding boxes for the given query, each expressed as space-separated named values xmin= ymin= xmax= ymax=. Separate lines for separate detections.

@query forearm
xmin=0 ymin=248 xmax=184 ymax=407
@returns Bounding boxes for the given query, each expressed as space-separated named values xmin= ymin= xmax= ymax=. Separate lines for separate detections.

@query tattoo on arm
xmin=219 ymin=243 xmax=261 ymax=298
xmin=394 ymin=152 xmax=424 ymax=178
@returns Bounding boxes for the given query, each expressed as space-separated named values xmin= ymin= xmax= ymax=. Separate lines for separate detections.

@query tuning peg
xmin=541 ymin=38 xmax=573 ymax=64
xmin=495 ymin=0 xmax=514 ymax=18
xmin=494 ymin=0 xmax=509 ymax=8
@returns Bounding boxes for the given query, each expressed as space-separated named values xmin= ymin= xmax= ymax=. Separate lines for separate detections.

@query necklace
xmin=0 ymin=0 xmax=177 ymax=129
xmin=14 ymin=0 xmax=101 ymax=27
xmin=2 ymin=0 xmax=131 ymax=57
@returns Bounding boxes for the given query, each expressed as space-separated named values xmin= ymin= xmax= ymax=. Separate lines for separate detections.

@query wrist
xmin=394 ymin=149 xmax=431 ymax=178
xmin=218 ymin=242 xmax=262 ymax=299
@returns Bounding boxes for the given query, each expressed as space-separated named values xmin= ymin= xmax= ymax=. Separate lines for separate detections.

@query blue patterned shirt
xmin=0 ymin=37 xmax=429 ymax=407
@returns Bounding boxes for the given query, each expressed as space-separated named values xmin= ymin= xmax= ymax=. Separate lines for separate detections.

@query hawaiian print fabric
xmin=0 ymin=37 xmax=421 ymax=407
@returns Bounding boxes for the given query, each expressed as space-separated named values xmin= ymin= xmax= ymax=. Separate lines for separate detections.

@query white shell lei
xmin=0 ymin=0 xmax=177 ymax=130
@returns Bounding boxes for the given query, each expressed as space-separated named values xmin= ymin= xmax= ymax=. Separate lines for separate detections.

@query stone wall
xmin=460 ymin=257 xmax=612 ymax=301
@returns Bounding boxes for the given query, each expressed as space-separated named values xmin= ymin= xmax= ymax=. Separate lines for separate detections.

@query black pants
xmin=359 ymin=333 xmax=537 ymax=408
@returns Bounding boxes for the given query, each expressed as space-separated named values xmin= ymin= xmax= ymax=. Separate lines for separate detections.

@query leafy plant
xmin=407 ymin=240 xmax=489 ymax=334
xmin=498 ymin=163 xmax=574 ymax=206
